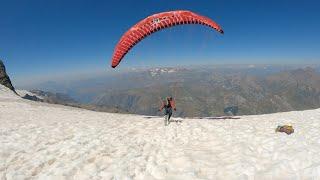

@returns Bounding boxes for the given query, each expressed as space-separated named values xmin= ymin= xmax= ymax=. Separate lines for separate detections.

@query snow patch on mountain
xmin=16 ymin=89 xmax=44 ymax=100
xmin=149 ymin=67 xmax=187 ymax=77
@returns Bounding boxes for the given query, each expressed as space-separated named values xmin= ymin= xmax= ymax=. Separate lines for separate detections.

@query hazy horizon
xmin=13 ymin=63 xmax=320 ymax=89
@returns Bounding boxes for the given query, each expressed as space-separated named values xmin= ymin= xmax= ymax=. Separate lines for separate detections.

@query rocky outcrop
xmin=22 ymin=94 xmax=44 ymax=102
xmin=0 ymin=60 xmax=16 ymax=93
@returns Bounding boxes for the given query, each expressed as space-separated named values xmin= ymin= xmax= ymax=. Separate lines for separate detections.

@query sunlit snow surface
xmin=1 ymin=85 xmax=320 ymax=179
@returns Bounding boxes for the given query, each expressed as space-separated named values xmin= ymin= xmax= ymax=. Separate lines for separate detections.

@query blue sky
xmin=1 ymin=0 xmax=320 ymax=83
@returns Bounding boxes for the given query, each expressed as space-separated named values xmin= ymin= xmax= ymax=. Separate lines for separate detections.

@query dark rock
xmin=0 ymin=60 xmax=16 ymax=93
xmin=224 ymin=106 xmax=239 ymax=116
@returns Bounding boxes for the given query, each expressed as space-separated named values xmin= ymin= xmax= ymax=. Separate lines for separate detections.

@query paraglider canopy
xmin=111 ymin=10 xmax=224 ymax=68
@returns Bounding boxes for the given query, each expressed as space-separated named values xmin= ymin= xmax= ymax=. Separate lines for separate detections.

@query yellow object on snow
xmin=275 ymin=125 xmax=294 ymax=135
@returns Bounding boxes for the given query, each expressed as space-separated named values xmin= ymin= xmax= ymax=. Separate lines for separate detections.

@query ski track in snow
xmin=1 ymin=86 xmax=320 ymax=179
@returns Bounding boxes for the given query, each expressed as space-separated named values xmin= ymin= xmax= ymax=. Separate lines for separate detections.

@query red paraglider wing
xmin=111 ymin=10 xmax=224 ymax=68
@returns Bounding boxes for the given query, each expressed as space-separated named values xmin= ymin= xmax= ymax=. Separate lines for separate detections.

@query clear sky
xmin=1 ymin=0 xmax=320 ymax=83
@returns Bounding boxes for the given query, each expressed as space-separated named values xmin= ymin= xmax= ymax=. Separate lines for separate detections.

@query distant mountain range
xmin=22 ymin=89 xmax=128 ymax=114
xmin=91 ymin=66 xmax=320 ymax=117
xmin=21 ymin=65 xmax=320 ymax=117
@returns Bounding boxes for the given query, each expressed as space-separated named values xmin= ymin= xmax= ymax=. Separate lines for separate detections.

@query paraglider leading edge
xmin=110 ymin=10 xmax=224 ymax=68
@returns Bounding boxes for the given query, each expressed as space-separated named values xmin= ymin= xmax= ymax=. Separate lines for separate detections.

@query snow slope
xmin=0 ymin=85 xmax=20 ymax=100
xmin=1 ymin=84 xmax=320 ymax=179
